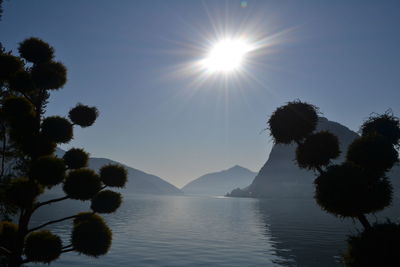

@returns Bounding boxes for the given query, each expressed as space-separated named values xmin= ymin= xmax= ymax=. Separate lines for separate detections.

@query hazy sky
xmin=1 ymin=1 xmax=400 ymax=187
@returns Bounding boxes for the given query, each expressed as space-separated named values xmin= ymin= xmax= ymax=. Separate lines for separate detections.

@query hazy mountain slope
xmin=229 ymin=117 xmax=360 ymax=198
xmin=55 ymin=149 xmax=182 ymax=195
xmin=182 ymin=165 xmax=256 ymax=196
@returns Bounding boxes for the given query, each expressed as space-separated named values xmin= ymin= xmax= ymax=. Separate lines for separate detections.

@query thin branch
xmin=0 ymin=246 xmax=11 ymax=256
xmin=61 ymin=248 xmax=75 ymax=254
xmin=20 ymin=92 xmax=34 ymax=105
xmin=28 ymin=214 xmax=77 ymax=233
xmin=33 ymin=196 xmax=69 ymax=211
xmin=62 ymin=244 xmax=73 ymax=249
xmin=0 ymin=121 xmax=6 ymax=179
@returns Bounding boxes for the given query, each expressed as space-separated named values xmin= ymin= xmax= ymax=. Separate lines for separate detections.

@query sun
xmin=201 ymin=38 xmax=253 ymax=73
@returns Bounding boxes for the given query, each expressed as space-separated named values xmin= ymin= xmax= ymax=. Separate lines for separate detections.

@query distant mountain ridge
xmin=182 ymin=165 xmax=256 ymax=196
xmin=56 ymin=149 xmax=183 ymax=195
xmin=229 ymin=117 xmax=400 ymax=198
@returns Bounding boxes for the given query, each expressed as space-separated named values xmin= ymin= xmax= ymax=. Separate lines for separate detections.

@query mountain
xmin=181 ymin=165 xmax=256 ymax=196
xmin=55 ymin=149 xmax=183 ymax=195
xmin=228 ymin=117 xmax=400 ymax=198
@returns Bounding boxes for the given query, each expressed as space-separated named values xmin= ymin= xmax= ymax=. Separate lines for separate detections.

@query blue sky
xmin=1 ymin=1 xmax=400 ymax=187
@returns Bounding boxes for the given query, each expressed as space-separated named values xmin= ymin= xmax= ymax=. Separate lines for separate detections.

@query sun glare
xmin=201 ymin=38 xmax=253 ymax=73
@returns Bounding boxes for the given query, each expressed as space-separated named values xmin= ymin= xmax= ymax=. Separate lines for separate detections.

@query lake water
xmin=29 ymin=194 xmax=399 ymax=267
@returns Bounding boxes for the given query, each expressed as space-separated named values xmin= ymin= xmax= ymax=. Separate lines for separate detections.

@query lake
xmin=30 ymin=194 xmax=399 ymax=267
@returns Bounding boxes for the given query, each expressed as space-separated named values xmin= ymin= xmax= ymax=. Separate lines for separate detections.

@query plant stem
xmin=357 ymin=214 xmax=371 ymax=229
xmin=33 ymin=196 xmax=69 ymax=212
xmin=28 ymin=214 xmax=77 ymax=233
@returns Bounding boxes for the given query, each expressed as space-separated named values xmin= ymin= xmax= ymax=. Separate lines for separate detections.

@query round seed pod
xmin=343 ymin=222 xmax=400 ymax=267
xmin=24 ymin=230 xmax=62 ymax=264
xmin=5 ymin=177 xmax=43 ymax=208
xmin=91 ymin=190 xmax=122 ymax=214
xmin=18 ymin=37 xmax=54 ymax=64
xmin=41 ymin=116 xmax=73 ymax=144
xmin=100 ymin=164 xmax=128 ymax=188
xmin=296 ymin=131 xmax=340 ymax=170
xmin=347 ymin=134 xmax=398 ymax=174
xmin=361 ymin=113 xmax=400 ymax=146
xmin=8 ymin=70 xmax=36 ymax=93
xmin=0 ymin=53 xmax=23 ymax=81
xmin=63 ymin=169 xmax=101 ymax=200
xmin=0 ymin=221 xmax=18 ymax=252
xmin=71 ymin=213 xmax=112 ymax=257
xmin=30 ymin=156 xmax=66 ymax=187
xmin=63 ymin=148 xmax=89 ymax=169
xmin=314 ymin=163 xmax=392 ymax=218
xmin=69 ymin=104 xmax=99 ymax=127
xmin=31 ymin=61 xmax=67 ymax=90
xmin=268 ymin=101 xmax=319 ymax=144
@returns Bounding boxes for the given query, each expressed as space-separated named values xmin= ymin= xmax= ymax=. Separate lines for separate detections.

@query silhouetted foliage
xmin=296 ymin=131 xmax=340 ymax=170
xmin=268 ymin=101 xmax=318 ymax=144
xmin=100 ymin=164 xmax=128 ymax=188
xmin=0 ymin=38 xmax=127 ymax=266
xmin=347 ymin=134 xmax=398 ymax=174
xmin=24 ymin=230 xmax=62 ymax=263
xmin=91 ymin=190 xmax=122 ymax=213
xmin=69 ymin=103 xmax=99 ymax=127
xmin=343 ymin=222 xmax=400 ymax=267
xmin=268 ymin=101 xmax=399 ymax=266
xmin=8 ymin=70 xmax=36 ymax=93
xmin=30 ymin=156 xmax=66 ymax=187
xmin=63 ymin=169 xmax=101 ymax=200
xmin=31 ymin=61 xmax=67 ymax=90
xmin=18 ymin=37 xmax=54 ymax=64
xmin=0 ymin=221 xmax=18 ymax=251
xmin=5 ymin=177 xmax=43 ymax=208
xmin=71 ymin=212 xmax=112 ymax=257
xmin=314 ymin=163 xmax=392 ymax=217
xmin=361 ymin=113 xmax=400 ymax=146
xmin=62 ymin=148 xmax=89 ymax=169
xmin=41 ymin=116 xmax=73 ymax=143
xmin=0 ymin=53 xmax=23 ymax=80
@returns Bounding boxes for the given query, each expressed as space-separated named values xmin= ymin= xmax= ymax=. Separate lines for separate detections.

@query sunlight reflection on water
xmin=29 ymin=194 xmax=399 ymax=267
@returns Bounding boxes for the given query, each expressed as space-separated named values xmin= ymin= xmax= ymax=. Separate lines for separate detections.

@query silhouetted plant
xmin=0 ymin=38 xmax=128 ymax=266
xmin=342 ymin=222 xmax=400 ymax=267
xmin=268 ymin=101 xmax=399 ymax=266
xmin=268 ymin=100 xmax=319 ymax=144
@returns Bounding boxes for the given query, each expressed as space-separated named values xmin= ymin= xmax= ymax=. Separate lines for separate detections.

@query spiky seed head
xmin=0 ymin=53 xmax=23 ymax=81
xmin=18 ymin=37 xmax=54 ymax=64
xmin=31 ymin=61 xmax=67 ymax=90
xmin=30 ymin=156 xmax=66 ymax=187
xmin=361 ymin=113 xmax=400 ymax=146
xmin=314 ymin=163 xmax=392 ymax=218
xmin=71 ymin=213 xmax=112 ymax=257
xmin=100 ymin=164 xmax=128 ymax=188
xmin=63 ymin=169 xmax=101 ymax=200
xmin=0 ymin=221 xmax=19 ymax=251
xmin=24 ymin=230 xmax=62 ymax=263
xmin=296 ymin=131 xmax=340 ymax=170
xmin=69 ymin=104 xmax=99 ymax=127
xmin=5 ymin=177 xmax=43 ymax=208
xmin=343 ymin=222 xmax=400 ymax=267
xmin=91 ymin=190 xmax=122 ymax=214
xmin=63 ymin=148 xmax=89 ymax=169
xmin=268 ymin=101 xmax=319 ymax=144
xmin=347 ymin=134 xmax=398 ymax=174
xmin=41 ymin=116 xmax=73 ymax=144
